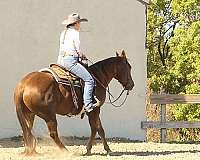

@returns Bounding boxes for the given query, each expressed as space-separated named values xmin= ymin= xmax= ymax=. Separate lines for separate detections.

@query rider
xmin=57 ymin=13 xmax=96 ymax=113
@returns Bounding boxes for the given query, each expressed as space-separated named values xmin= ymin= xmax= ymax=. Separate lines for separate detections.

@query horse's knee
xmin=45 ymin=118 xmax=58 ymax=140
xmin=50 ymin=133 xmax=55 ymax=139
xmin=50 ymin=131 xmax=57 ymax=139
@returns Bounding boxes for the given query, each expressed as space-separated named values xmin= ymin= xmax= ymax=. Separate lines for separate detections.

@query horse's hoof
xmin=20 ymin=150 xmax=39 ymax=156
xmin=19 ymin=151 xmax=26 ymax=155
xmin=28 ymin=151 xmax=41 ymax=156
xmin=60 ymin=147 xmax=69 ymax=153
xmin=83 ymin=151 xmax=91 ymax=156
xmin=106 ymin=149 xmax=113 ymax=155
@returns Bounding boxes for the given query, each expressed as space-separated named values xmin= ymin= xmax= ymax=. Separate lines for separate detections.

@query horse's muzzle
xmin=125 ymin=81 xmax=134 ymax=90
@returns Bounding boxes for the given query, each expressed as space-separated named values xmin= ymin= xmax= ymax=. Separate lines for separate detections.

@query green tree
xmin=169 ymin=21 xmax=200 ymax=93
xmin=147 ymin=0 xmax=200 ymax=93
xmin=169 ymin=21 xmax=200 ymax=141
xmin=147 ymin=0 xmax=200 ymax=141
xmin=172 ymin=0 xmax=200 ymax=25
xmin=147 ymin=0 xmax=177 ymax=76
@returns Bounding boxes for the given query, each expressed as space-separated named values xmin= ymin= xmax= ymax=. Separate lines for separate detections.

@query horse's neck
xmin=90 ymin=58 xmax=117 ymax=87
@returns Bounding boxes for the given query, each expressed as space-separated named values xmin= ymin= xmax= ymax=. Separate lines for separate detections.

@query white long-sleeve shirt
xmin=59 ymin=28 xmax=81 ymax=57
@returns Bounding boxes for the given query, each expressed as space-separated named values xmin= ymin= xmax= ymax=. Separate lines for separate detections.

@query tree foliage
xmin=147 ymin=0 xmax=200 ymax=141
xmin=147 ymin=0 xmax=200 ymax=92
xmin=172 ymin=0 xmax=200 ymax=24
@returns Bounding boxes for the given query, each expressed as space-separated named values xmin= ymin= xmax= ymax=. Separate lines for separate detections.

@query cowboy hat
xmin=62 ymin=13 xmax=88 ymax=26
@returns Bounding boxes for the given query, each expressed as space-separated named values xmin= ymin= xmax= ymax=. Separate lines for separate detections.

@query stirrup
xmin=87 ymin=96 xmax=101 ymax=112
xmin=82 ymin=104 xmax=94 ymax=113
xmin=93 ymin=96 xmax=101 ymax=107
xmin=79 ymin=107 xmax=86 ymax=115
xmin=80 ymin=96 xmax=101 ymax=114
xmin=84 ymin=107 xmax=94 ymax=113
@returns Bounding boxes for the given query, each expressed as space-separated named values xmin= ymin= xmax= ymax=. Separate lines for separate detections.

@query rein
xmin=87 ymin=58 xmax=129 ymax=107
xmin=107 ymin=87 xmax=129 ymax=107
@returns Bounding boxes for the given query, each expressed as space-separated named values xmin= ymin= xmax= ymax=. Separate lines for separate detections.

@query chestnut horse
xmin=14 ymin=51 xmax=134 ymax=155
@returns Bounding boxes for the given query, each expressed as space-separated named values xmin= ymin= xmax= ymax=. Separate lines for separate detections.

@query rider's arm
xmin=73 ymin=31 xmax=83 ymax=57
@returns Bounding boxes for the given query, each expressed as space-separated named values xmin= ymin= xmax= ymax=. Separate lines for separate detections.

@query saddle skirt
xmin=39 ymin=63 xmax=82 ymax=87
xmin=39 ymin=64 xmax=87 ymax=118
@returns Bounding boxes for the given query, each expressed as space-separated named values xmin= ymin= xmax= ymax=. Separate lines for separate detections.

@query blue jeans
xmin=59 ymin=55 xmax=95 ymax=108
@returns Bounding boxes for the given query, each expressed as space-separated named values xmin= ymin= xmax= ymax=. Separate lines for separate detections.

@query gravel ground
xmin=0 ymin=137 xmax=200 ymax=160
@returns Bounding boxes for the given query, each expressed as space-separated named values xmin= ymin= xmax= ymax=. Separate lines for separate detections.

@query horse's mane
xmin=89 ymin=57 xmax=119 ymax=72
xmin=88 ymin=56 xmax=131 ymax=77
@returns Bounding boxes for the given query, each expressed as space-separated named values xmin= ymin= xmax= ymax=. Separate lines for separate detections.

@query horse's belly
xmin=56 ymin=101 xmax=73 ymax=115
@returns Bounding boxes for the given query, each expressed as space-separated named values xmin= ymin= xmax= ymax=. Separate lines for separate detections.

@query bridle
xmin=87 ymin=58 xmax=131 ymax=108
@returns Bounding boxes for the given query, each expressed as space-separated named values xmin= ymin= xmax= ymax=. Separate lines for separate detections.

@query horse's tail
xmin=14 ymin=84 xmax=36 ymax=153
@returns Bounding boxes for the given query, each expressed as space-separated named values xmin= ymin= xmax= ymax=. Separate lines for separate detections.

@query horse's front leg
xmin=86 ymin=109 xmax=99 ymax=155
xmin=97 ymin=117 xmax=112 ymax=154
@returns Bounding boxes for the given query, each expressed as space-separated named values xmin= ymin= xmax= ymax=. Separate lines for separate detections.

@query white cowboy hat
xmin=62 ymin=13 xmax=88 ymax=26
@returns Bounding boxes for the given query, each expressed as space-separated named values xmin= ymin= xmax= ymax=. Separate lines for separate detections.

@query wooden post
xmin=160 ymin=104 xmax=166 ymax=143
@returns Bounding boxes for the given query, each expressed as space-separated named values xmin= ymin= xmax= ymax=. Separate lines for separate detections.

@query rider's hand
xmin=81 ymin=54 xmax=88 ymax=60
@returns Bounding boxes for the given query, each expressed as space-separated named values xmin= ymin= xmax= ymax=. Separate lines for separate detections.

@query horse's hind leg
xmin=44 ymin=115 xmax=67 ymax=151
xmin=97 ymin=117 xmax=112 ymax=154
xmin=16 ymin=98 xmax=36 ymax=155
xmin=23 ymin=109 xmax=36 ymax=155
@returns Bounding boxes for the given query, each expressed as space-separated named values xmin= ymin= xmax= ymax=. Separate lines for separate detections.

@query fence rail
xmin=141 ymin=94 xmax=200 ymax=143
xmin=150 ymin=94 xmax=200 ymax=104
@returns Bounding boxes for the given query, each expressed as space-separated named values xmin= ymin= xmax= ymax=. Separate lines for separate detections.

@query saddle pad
xmin=50 ymin=64 xmax=79 ymax=81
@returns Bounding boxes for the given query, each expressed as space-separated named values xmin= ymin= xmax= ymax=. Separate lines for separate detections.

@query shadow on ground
xmin=0 ymin=136 xmax=141 ymax=148
xmin=89 ymin=150 xmax=200 ymax=157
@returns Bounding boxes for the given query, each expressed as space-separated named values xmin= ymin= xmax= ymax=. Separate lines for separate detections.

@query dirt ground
xmin=0 ymin=136 xmax=200 ymax=160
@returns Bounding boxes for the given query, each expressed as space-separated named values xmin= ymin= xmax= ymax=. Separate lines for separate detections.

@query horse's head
xmin=114 ymin=50 xmax=134 ymax=91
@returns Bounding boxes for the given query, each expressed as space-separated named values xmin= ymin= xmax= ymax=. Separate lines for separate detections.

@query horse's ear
xmin=116 ymin=51 xmax=119 ymax=57
xmin=121 ymin=50 xmax=126 ymax=58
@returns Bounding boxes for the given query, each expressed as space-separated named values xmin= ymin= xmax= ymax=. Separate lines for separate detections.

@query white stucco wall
xmin=0 ymin=0 xmax=147 ymax=140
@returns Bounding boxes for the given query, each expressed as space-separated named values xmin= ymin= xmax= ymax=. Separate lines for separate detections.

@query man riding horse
xmin=57 ymin=13 xmax=96 ymax=113
xmin=14 ymin=13 xmax=134 ymax=156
